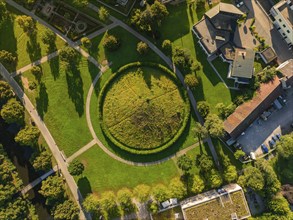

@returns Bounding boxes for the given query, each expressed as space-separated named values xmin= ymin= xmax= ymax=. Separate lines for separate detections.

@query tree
xmin=169 ymin=177 xmax=186 ymax=199
xmin=152 ymin=184 xmax=170 ymax=202
xmin=83 ymin=194 xmax=100 ymax=216
xmin=162 ymin=39 xmax=172 ymax=56
xmin=216 ymin=103 xmax=236 ymax=119
xmin=238 ymin=166 xmax=264 ymax=192
xmin=15 ymin=15 xmax=35 ymax=34
xmin=133 ymin=184 xmax=150 ymax=203
xmin=15 ymin=126 xmax=40 ymax=147
xmin=0 ymin=98 xmax=24 ymax=124
xmin=103 ymin=33 xmax=120 ymax=51
xmin=204 ymin=114 xmax=225 ymax=138
xmin=72 ymin=0 xmax=89 ymax=8
xmin=0 ymin=81 xmax=13 ymax=104
xmin=268 ymin=194 xmax=291 ymax=216
xmin=140 ymin=9 xmax=154 ymax=32
xmin=0 ymin=1 xmax=7 ymax=23
xmin=197 ymin=154 xmax=214 ymax=173
xmin=209 ymin=169 xmax=223 ymax=188
xmin=81 ymin=37 xmax=92 ymax=48
xmin=41 ymin=29 xmax=56 ymax=46
xmin=224 ymin=165 xmax=238 ymax=183
xmin=177 ymin=154 xmax=193 ymax=173
xmin=99 ymin=191 xmax=117 ymax=215
xmin=39 ymin=176 xmax=65 ymax=205
xmin=117 ymin=188 xmax=133 ymax=210
xmin=257 ymin=66 xmax=276 ymax=83
xmin=31 ymin=65 xmax=42 ymax=79
xmin=191 ymin=175 xmax=205 ymax=194
xmin=0 ymin=50 xmax=17 ymax=69
xmin=52 ymin=200 xmax=79 ymax=220
xmin=137 ymin=41 xmax=149 ymax=55
xmin=150 ymin=1 xmax=169 ymax=25
xmin=68 ymin=160 xmax=84 ymax=176
xmin=276 ymin=134 xmax=293 ymax=159
xmin=173 ymin=47 xmax=194 ymax=72
xmin=234 ymin=150 xmax=245 ymax=160
xmin=197 ymin=101 xmax=210 ymax=118
xmin=33 ymin=151 xmax=52 ymax=171
xmin=99 ymin=7 xmax=109 ymax=22
xmin=59 ymin=47 xmax=79 ymax=65
xmin=184 ymin=74 xmax=198 ymax=89
xmin=193 ymin=122 xmax=208 ymax=146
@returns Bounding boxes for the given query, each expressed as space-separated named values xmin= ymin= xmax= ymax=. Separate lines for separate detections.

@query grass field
xmin=20 ymin=56 xmax=93 ymax=157
xmin=211 ymin=57 xmax=235 ymax=87
xmin=102 ymin=66 xmax=187 ymax=150
xmin=0 ymin=5 xmax=65 ymax=71
xmin=73 ymin=145 xmax=180 ymax=196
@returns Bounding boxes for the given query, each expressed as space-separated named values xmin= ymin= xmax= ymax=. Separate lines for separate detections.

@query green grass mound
xmin=99 ymin=62 xmax=190 ymax=154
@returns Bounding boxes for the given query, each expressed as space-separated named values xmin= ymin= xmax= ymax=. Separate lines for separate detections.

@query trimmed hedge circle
xmin=98 ymin=62 xmax=190 ymax=155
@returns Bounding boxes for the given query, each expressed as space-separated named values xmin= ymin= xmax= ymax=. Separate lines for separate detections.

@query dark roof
xmin=260 ymin=47 xmax=277 ymax=64
xmin=224 ymin=77 xmax=282 ymax=136
xmin=231 ymin=48 xmax=255 ymax=78
xmin=193 ymin=19 xmax=230 ymax=54
xmin=205 ymin=3 xmax=243 ymax=19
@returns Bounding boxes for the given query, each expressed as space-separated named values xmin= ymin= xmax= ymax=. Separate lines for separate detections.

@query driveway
xmin=244 ymin=0 xmax=293 ymax=64
xmin=237 ymin=88 xmax=293 ymax=155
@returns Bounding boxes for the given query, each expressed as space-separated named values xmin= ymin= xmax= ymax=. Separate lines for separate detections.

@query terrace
xmin=181 ymin=184 xmax=251 ymax=220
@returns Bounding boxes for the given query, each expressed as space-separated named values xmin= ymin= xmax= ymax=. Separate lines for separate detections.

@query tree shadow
xmin=77 ymin=176 xmax=92 ymax=197
xmin=26 ymin=32 xmax=42 ymax=64
xmin=48 ymin=56 xmax=60 ymax=80
xmin=87 ymin=61 xmax=102 ymax=98
xmin=65 ymin=64 xmax=84 ymax=116
xmin=35 ymin=82 xmax=48 ymax=120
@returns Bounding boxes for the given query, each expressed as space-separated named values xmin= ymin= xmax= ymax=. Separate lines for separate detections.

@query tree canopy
xmin=99 ymin=6 xmax=109 ymax=22
xmin=117 ymin=188 xmax=133 ymax=210
xmin=41 ymin=29 xmax=56 ymax=46
xmin=83 ymin=194 xmax=100 ymax=216
xmin=0 ymin=98 xmax=24 ymax=124
xmin=15 ymin=15 xmax=35 ymax=34
xmin=169 ymin=177 xmax=186 ymax=199
xmin=177 ymin=154 xmax=193 ymax=173
xmin=204 ymin=114 xmax=225 ymax=138
xmin=33 ymin=151 xmax=52 ymax=171
xmin=15 ymin=126 xmax=40 ymax=147
xmin=52 ymin=200 xmax=79 ymax=220
xmin=39 ymin=176 xmax=66 ymax=205
xmin=197 ymin=101 xmax=210 ymax=118
xmin=238 ymin=166 xmax=264 ymax=192
xmin=133 ymin=184 xmax=150 ymax=203
xmin=184 ymin=74 xmax=198 ymax=89
xmin=59 ymin=47 xmax=79 ymax=65
xmin=68 ymin=160 xmax=84 ymax=176
xmin=103 ymin=33 xmax=120 ymax=51
xmin=191 ymin=175 xmax=205 ymax=194
xmin=152 ymin=184 xmax=170 ymax=202
xmin=0 ymin=81 xmax=13 ymax=104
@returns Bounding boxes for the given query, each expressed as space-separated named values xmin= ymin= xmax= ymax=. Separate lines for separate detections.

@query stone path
xmin=67 ymin=139 xmax=96 ymax=163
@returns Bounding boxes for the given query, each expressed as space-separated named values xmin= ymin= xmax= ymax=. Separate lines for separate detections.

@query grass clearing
xmin=74 ymin=145 xmax=180 ymax=196
xmin=211 ymin=57 xmax=235 ymax=87
xmin=0 ymin=5 xmax=65 ymax=71
xmin=20 ymin=56 xmax=93 ymax=157
xmin=102 ymin=66 xmax=187 ymax=150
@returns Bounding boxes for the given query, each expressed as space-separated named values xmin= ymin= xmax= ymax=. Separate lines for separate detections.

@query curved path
xmin=84 ymin=69 xmax=203 ymax=166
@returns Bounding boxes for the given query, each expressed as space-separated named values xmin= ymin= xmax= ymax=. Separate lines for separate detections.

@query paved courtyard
xmin=237 ymin=88 xmax=293 ymax=156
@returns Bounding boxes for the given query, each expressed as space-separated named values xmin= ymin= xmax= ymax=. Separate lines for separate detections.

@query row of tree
xmin=83 ymin=177 xmax=186 ymax=218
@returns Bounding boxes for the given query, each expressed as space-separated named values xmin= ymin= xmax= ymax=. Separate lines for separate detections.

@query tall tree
xmin=276 ymin=134 xmax=293 ymax=159
xmin=177 ymin=154 xmax=193 ymax=174
xmin=150 ymin=1 xmax=169 ymax=25
xmin=39 ymin=176 xmax=66 ymax=205
xmin=191 ymin=175 xmax=205 ymax=194
xmin=83 ymin=194 xmax=100 ymax=216
xmin=99 ymin=6 xmax=109 ymax=22
xmin=184 ymin=74 xmax=198 ymax=89
xmin=41 ymin=29 xmax=56 ymax=46
xmin=197 ymin=154 xmax=214 ymax=173
xmin=169 ymin=177 xmax=186 ymax=199
xmin=15 ymin=15 xmax=35 ymax=34
xmin=0 ymin=50 xmax=17 ymax=70
xmin=152 ymin=184 xmax=170 ymax=202
xmin=133 ymin=184 xmax=150 ymax=203
xmin=99 ymin=191 xmax=117 ymax=216
xmin=161 ymin=39 xmax=172 ymax=56
xmin=0 ymin=81 xmax=13 ymax=104
xmin=238 ymin=166 xmax=264 ymax=193
xmin=81 ymin=37 xmax=92 ymax=48
xmin=0 ymin=98 xmax=24 ymax=124
xmin=204 ymin=114 xmax=225 ymax=138
xmin=224 ymin=165 xmax=238 ymax=183
xmin=33 ymin=151 xmax=52 ymax=171
xmin=209 ymin=169 xmax=223 ymax=188
xmin=117 ymin=188 xmax=133 ymax=211
xmin=52 ymin=200 xmax=79 ymax=220
xmin=193 ymin=122 xmax=208 ymax=146
xmin=268 ymin=194 xmax=291 ymax=216
xmin=197 ymin=101 xmax=210 ymax=118
xmin=15 ymin=126 xmax=40 ymax=147
xmin=68 ymin=160 xmax=84 ymax=176
xmin=59 ymin=46 xmax=79 ymax=65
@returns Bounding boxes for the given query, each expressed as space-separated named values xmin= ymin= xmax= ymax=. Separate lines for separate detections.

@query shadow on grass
xmin=48 ymin=56 xmax=60 ymax=80
xmin=36 ymin=82 xmax=48 ymax=119
xmin=26 ymin=31 xmax=42 ymax=64
xmin=66 ymin=63 xmax=84 ymax=116
xmin=77 ymin=176 xmax=92 ymax=197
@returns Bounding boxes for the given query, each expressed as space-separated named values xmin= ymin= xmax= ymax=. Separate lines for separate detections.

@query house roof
xmin=205 ymin=2 xmax=243 ymax=19
xmin=224 ymin=77 xmax=281 ymax=135
xmin=231 ymin=48 xmax=255 ymax=78
xmin=260 ymin=47 xmax=277 ymax=64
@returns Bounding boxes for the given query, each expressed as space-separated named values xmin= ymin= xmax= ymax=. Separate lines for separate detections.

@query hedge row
xmin=98 ymin=62 xmax=191 ymax=155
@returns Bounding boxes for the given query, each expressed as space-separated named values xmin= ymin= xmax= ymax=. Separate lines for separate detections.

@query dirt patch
xmin=21 ymin=76 xmax=30 ymax=90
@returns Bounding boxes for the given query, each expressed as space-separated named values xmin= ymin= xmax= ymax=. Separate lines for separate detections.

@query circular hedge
xmin=98 ymin=62 xmax=190 ymax=155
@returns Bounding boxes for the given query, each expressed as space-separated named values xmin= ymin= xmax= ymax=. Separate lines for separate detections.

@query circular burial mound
xmin=99 ymin=63 xmax=190 ymax=155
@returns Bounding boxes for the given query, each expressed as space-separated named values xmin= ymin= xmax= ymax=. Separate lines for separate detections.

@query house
xmin=224 ymin=59 xmax=293 ymax=140
xmin=180 ymin=184 xmax=251 ymax=220
xmin=270 ymin=0 xmax=293 ymax=48
xmin=192 ymin=3 xmax=256 ymax=85
xmin=259 ymin=47 xmax=277 ymax=64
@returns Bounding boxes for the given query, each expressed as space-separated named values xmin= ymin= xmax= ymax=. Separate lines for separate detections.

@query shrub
xmin=184 ymin=74 xmax=198 ymax=89
xmin=137 ymin=41 xmax=149 ymax=55
xmin=161 ymin=39 xmax=172 ymax=55
xmin=103 ymin=33 xmax=120 ymax=51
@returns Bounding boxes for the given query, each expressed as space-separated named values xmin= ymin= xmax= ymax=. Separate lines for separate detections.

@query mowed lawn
xmin=157 ymin=2 xmax=239 ymax=112
xmin=103 ymin=66 xmax=187 ymax=150
xmin=20 ymin=56 xmax=94 ymax=157
xmin=0 ymin=5 xmax=65 ymax=71
xmin=211 ymin=57 xmax=235 ymax=87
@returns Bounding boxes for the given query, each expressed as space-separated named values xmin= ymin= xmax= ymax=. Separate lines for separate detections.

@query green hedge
xmin=98 ymin=62 xmax=191 ymax=155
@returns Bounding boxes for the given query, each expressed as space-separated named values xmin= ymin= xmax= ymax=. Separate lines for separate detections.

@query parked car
xmin=242 ymin=154 xmax=250 ymax=161
xmin=272 ymin=135 xmax=278 ymax=142
xmin=269 ymin=140 xmax=276 ymax=148
xmin=261 ymin=144 xmax=269 ymax=154
xmin=276 ymin=133 xmax=281 ymax=140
